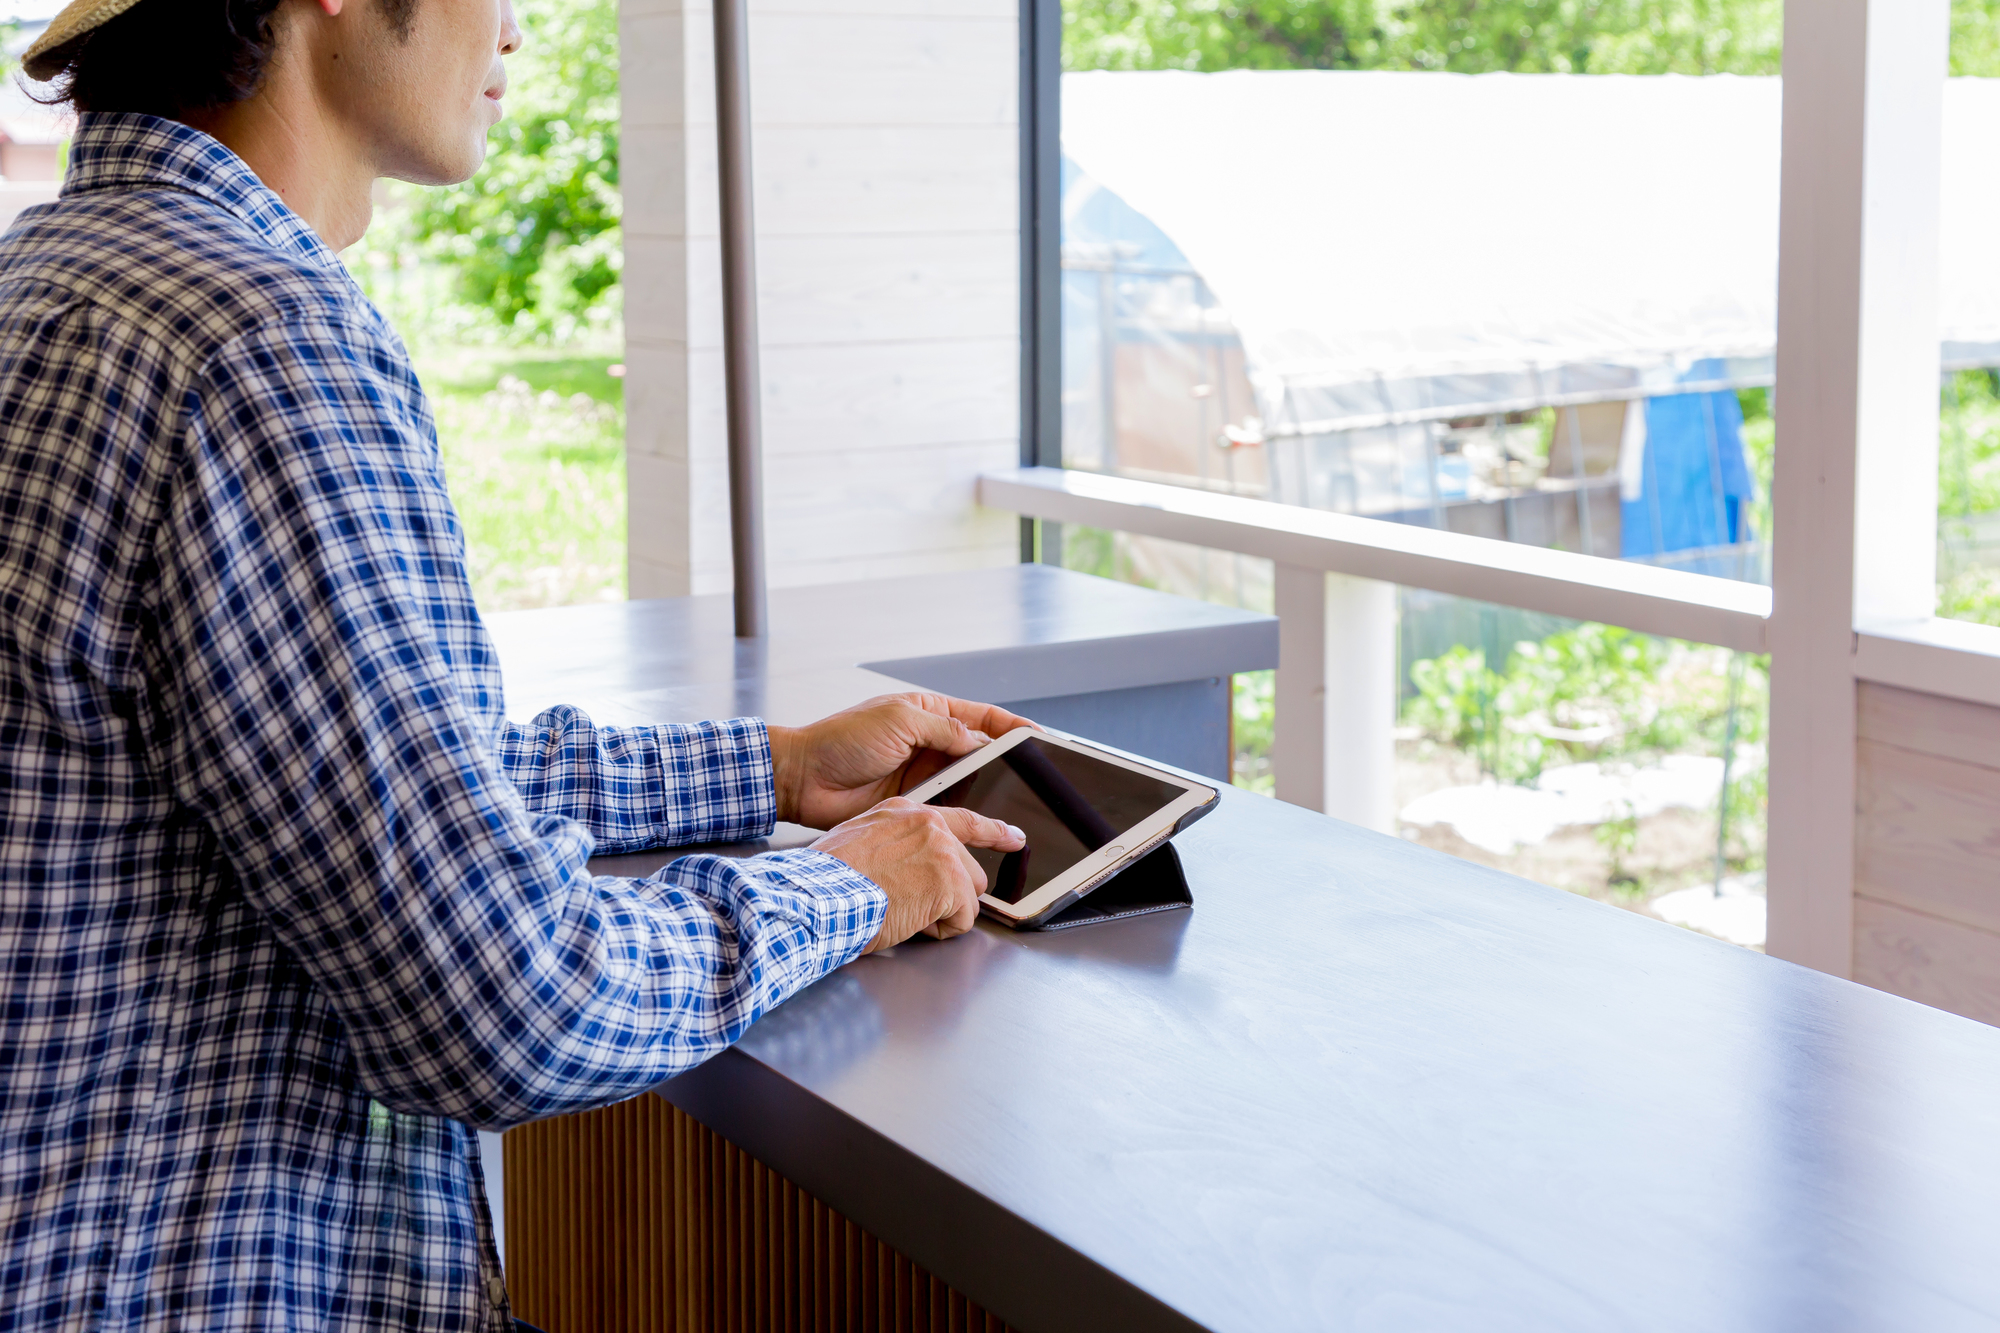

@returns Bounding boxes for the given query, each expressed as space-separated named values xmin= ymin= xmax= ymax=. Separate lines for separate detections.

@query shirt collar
xmin=61 ymin=112 xmax=337 ymax=268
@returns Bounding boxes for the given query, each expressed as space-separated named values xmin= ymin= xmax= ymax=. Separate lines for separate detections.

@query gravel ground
xmin=1393 ymin=739 xmax=1765 ymax=949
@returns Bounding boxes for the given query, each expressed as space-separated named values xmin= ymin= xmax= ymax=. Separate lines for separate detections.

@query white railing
xmin=979 ymin=465 xmax=2000 ymax=830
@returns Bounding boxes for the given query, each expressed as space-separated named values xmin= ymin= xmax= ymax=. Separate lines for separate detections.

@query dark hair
xmin=44 ymin=0 xmax=419 ymax=119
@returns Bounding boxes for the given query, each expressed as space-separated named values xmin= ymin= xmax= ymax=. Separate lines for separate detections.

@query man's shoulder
xmin=0 ymin=186 xmax=385 ymax=369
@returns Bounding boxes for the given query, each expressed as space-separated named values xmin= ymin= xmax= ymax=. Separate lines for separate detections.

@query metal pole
xmin=1565 ymin=406 xmax=1595 ymax=556
xmin=713 ymin=0 xmax=768 ymax=638
xmin=1713 ymin=650 xmax=1746 ymax=897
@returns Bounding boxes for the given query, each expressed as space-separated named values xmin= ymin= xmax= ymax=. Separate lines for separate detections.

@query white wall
xmin=621 ymin=0 xmax=1022 ymax=597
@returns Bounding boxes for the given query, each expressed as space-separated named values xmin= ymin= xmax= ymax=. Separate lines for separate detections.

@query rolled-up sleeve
xmin=154 ymin=319 xmax=886 ymax=1129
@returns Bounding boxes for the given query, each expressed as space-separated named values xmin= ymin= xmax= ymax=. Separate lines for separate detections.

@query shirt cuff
xmin=746 ymin=847 xmax=888 ymax=975
xmin=655 ymin=717 xmax=778 ymax=845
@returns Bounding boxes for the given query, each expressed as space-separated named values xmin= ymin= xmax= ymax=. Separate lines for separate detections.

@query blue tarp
xmin=1620 ymin=358 xmax=1758 ymax=558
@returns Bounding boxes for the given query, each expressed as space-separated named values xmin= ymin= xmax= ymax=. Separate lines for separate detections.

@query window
xmin=1027 ymin=1 xmax=1804 ymax=944
xmin=1936 ymin=20 xmax=2000 ymax=626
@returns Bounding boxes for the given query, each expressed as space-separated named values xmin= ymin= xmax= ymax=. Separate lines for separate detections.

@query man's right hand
xmin=812 ymin=798 xmax=1026 ymax=954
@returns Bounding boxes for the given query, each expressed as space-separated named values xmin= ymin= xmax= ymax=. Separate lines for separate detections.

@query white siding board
xmin=764 ymin=443 xmax=1022 ymax=560
xmin=622 ymin=0 xmax=1021 ymax=597
xmin=620 ymin=343 xmax=692 ymax=460
xmin=1857 ymin=680 xmax=2000 ymax=772
xmin=1853 ymin=897 xmax=2000 ymax=1028
xmin=758 ymin=339 xmax=1016 ymax=454
xmin=747 ymin=17 xmax=1016 ymax=127
xmin=747 ymin=126 xmax=1017 ymax=238
xmin=620 ymin=125 xmax=692 ymax=239
xmin=1855 ymin=738 xmax=2000 ymax=936
xmin=760 ymin=0 xmax=1015 ymax=19
xmin=620 ymin=11 xmax=694 ymax=128
xmin=755 ymin=234 xmax=1016 ymax=346
xmin=620 ymin=236 xmax=693 ymax=343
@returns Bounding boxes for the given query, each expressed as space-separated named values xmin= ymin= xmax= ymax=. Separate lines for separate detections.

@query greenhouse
xmin=1061 ymin=70 xmax=2000 ymax=578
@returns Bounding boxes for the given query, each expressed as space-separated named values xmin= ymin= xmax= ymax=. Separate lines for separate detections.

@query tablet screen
xmin=926 ymin=736 xmax=1186 ymax=903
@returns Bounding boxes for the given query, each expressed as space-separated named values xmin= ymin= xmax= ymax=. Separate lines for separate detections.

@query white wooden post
xmin=1272 ymin=564 xmax=1398 ymax=833
xmin=1768 ymin=0 xmax=1948 ymax=976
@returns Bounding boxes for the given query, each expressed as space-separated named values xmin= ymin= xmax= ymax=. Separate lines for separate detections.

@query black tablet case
xmin=1034 ymin=840 xmax=1193 ymax=931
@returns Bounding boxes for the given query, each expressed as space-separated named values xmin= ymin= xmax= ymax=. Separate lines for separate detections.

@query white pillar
xmin=1272 ymin=564 xmax=1398 ymax=833
xmin=1767 ymin=0 xmax=1947 ymax=977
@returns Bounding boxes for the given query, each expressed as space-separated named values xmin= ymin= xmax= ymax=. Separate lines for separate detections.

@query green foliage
xmin=1059 ymin=524 xmax=1120 ymax=580
xmin=418 ymin=349 xmax=628 ymax=610
xmin=1736 ymin=386 xmax=1774 ymax=547
xmin=1721 ymin=761 xmax=1767 ymax=868
xmin=1406 ymin=625 xmax=1651 ymax=783
xmin=370 ymin=0 xmax=620 ymax=337
xmin=1594 ymin=804 xmax=1640 ymax=886
xmin=1231 ymin=668 xmax=1275 ymax=793
xmin=1066 ymin=0 xmax=2000 ymax=76
xmin=1065 ymin=0 xmax=1784 ymax=74
xmin=1401 ymin=625 xmax=1762 ymax=786
xmin=1953 ymin=0 xmax=2000 ymax=75
xmin=1939 ymin=566 xmax=2000 ymax=626
xmin=1938 ymin=369 xmax=2000 ymax=517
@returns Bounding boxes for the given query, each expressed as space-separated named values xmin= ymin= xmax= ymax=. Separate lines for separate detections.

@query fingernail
xmin=1006 ymin=824 xmax=1026 ymax=843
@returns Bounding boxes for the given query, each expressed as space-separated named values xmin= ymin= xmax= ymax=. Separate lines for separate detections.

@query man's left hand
xmin=768 ymin=693 xmax=1035 ymax=830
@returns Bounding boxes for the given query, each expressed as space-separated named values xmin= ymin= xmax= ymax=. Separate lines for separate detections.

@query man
xmin=0 ymin=0 xmax=1025 ymax=1328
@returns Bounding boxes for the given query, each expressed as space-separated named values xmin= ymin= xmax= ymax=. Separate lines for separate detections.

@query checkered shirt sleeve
xmin=496 ymin=709 xmax=782 ymax=852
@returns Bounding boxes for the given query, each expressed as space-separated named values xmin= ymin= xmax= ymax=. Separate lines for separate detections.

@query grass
xmin=412 ymin=345 xmax=628 ymax=613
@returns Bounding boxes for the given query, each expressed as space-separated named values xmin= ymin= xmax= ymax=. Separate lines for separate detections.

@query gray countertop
xmin=626 ymin=788 xmax=2000 ymax=1333
xmin=485 ymin=563 xmax=1279 ymax=725
xmin=496 ymin=574 xmax=2000 ymax=1333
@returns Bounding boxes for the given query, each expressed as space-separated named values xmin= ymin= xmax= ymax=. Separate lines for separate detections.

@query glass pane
xmin=1055 ymin=525 xmax=1769 ymax=947
xmin=1055 ymin=9 xmax=1786 ymax=944
xmin=1937 ymin=17 xmax=2000 ymax=625
xmin=1389 ymin=599 xmax=1768 ymax=952
xmin=1058 ymin=8 xmax=1780 ymax=589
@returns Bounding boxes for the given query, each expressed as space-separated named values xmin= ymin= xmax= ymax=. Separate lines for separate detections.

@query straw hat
xmin=21 ymin=0 xmax=150 ymax=81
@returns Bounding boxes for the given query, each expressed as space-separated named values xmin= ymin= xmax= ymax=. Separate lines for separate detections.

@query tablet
xmin=903 ymin=727 xmax=1218 ymax=929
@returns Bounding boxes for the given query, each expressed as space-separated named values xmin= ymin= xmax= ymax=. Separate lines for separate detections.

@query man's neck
xmin=182 ymin=68 xmax=375 ymax=252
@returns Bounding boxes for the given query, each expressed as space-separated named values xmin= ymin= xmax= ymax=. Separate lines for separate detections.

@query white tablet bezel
xmin=901 ymin=727 xmax=1216 ymax=925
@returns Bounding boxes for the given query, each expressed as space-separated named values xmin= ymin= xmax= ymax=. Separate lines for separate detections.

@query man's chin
xmin=388 ymin=142 xmax=489 ymax=189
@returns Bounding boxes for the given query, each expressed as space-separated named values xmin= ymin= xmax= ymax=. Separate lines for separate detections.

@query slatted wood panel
xmin=503 ymin=1095 xmax=1018 ymax=1333
xmin=1854 ymin=681 xmax=2000 ymax=1026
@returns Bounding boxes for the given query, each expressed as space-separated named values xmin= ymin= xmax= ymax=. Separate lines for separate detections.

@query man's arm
xmin=149 ymin=319 xmax=890 ymax=1128
xmin=496 ymin=708 xmax=781 ymax=853
xmin=497 ymin=688 xmax=1037 ymax=854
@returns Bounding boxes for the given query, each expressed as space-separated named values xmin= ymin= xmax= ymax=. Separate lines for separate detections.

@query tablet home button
xmin=1103 ymin=845 xmax=1124 ymax=858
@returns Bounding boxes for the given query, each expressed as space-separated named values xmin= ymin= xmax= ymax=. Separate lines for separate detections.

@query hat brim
xmin=21 ymin=0 xmax=150 ymax=82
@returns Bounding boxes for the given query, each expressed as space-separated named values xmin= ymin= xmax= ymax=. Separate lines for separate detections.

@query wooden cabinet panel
xmin=504 ymin=1095 xmax=1019 ymax=1333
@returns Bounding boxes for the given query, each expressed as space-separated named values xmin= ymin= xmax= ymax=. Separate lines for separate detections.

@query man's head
xmin=28 ymin=0 xmax=519 ymax=187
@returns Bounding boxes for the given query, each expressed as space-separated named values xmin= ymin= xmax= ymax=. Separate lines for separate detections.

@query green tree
xmin=1068 ymin=0 xmax=2000 ymax=77
xmin=1065 ymin=0 xmax=1784 ymax=74
xmin=400 ymin=0 xmax=621 ymax=333
xmin=1954 ymin=0 xmax=2000 ymax=75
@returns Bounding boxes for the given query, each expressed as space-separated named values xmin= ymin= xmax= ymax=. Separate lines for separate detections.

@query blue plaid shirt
xmin=0 ymin=114 xmax=886 ymax=1332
